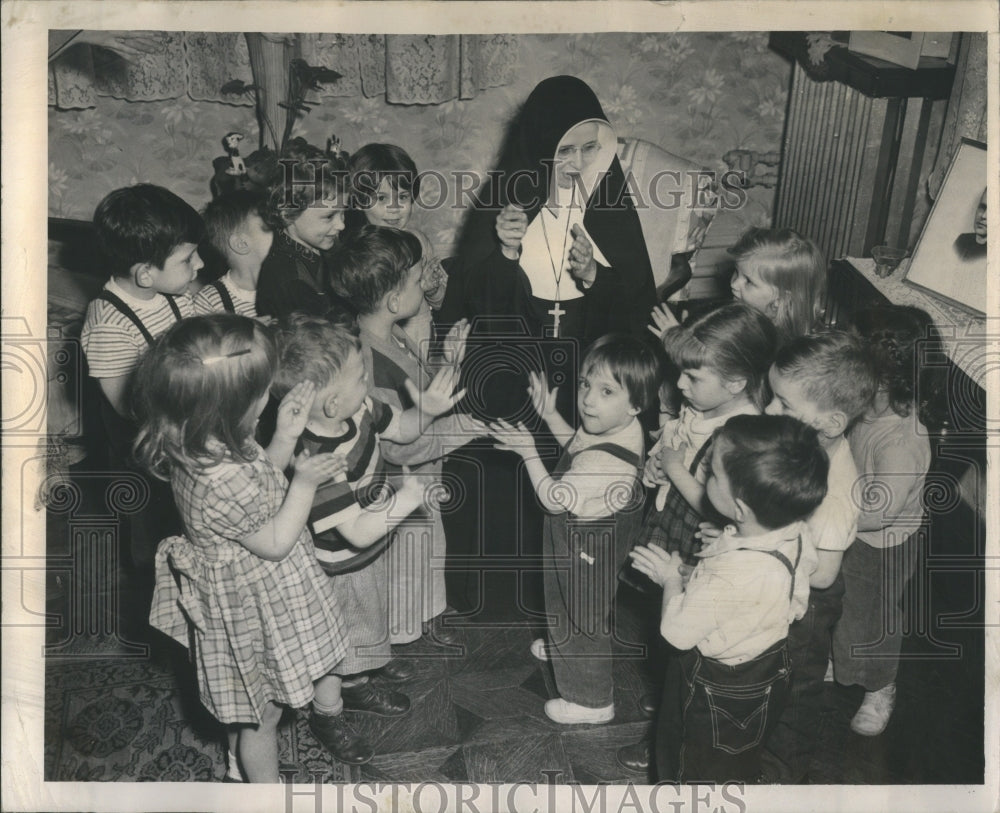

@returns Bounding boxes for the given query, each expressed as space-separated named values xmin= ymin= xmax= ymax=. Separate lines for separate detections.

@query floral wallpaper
xmin=49 ymin=32 xmax=791 ymax=256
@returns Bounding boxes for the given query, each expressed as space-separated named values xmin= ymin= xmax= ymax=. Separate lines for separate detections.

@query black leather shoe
xmin=639 ymin=692 xmax=658 ymax=718
xmin=616 ymin=740 xmax=651 ymax=773
xmin=422 ymin=611 xmax=463 ymax=647
xmin=380 ymin=658 xmax=418 ymax=682
xmin=308 ymin=712 xmax=374 ymax=765
xmin=341 ymin=681 xmax=411 ymax=716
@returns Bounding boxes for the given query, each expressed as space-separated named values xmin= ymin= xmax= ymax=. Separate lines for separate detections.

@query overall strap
xmin=211 ymin=280 xmax=236 ymax=314
xmin=582 ymin=441 xmax=642 ymax=469
xmin=98 ymin=290 xmax=184 ymax=346
xmin=757 ymin=536 xmax=803 ymax=600
xmin=687 ymin=435 xmax=712 ymax=475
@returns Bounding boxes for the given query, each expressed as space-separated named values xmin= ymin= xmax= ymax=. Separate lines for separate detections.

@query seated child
xmin=490 ymin=333 xmax=659 ymax=725
xmin=194 ymin=190 xmax=273 ymax=318
xmin=628 ymin=413 xmax=827 ymax=783
xmin=80 ymin=183 xmax=203 ymax=566
xmin=348 ymin=143 xmax=447 ymax=360
xmin=759 ymin=331 xmax=878 ymax=782
xmin=255 ymin=138 xmax=353 ymax=322
xmin=272 ymin=314 xmax=468 ymax=730
xmin=832 ymin=306 xmax=941 ymax=737
xmin=329 ymin=225 xmax=487 ymax=648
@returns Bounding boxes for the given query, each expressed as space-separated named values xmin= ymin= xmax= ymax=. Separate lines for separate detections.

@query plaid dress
xmin=148 ymin=443 xmax=349 ymax=726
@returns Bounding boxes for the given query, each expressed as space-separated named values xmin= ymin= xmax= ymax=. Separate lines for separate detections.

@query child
xmin=255 ymin=138 xmax=353 ymax=322
xmin=629 ymin=414 xmax=827 ymax=782
xmin=759 ymin=331 xmax=878 ymax=782
xmin=193 ymin=190 xmax=273 ymax=318
xmin=80 ymin=184 xmax=203 ymax=566
xmin=348 ymin=143 xmax=447 ymax=360
xmin=134 ymin=314 xmax=371 ymax=780
xmin=328 ymin=226 xmax=486 ymax=648
xmin=649 ymin=227 xmax=826 ymax=343
xmin=272 ymin=314 xmax=470 ymax=710
xmin=616 ymin=302 xmax=777 ymax=772
xmin=832 ymin=306 xmax=941 ymax=736
xmin=489 ymin=334 xmax=659 ymax=724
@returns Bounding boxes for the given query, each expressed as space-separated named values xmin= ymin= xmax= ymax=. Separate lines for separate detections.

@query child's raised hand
xmin=496 ymin=205 xmax=528 ymax=256
xmin=527 ymin=371 xmax=559 ymax=422
xmin=441 ymin=318 xmax=470 ymax=367
xmin=405 ymin=365 xmax=467 ymax=418
xmin=648 ymin=303 xmax=680 ymax=339
xmin=628 ymin=546 xmax=684 ymax=588
xmin=488 ymin=419 xmax=536 ymax=457
xmin=275 ymin=381 xmax=316 ymax=441
xmin=293 ymin=448 xmax=347 ymax=487
xmin=568 ymin=224 xmax=597 ymax=285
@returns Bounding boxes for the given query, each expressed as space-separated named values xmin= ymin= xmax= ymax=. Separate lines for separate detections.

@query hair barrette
xmin=201 ymin=347 xmax=252 ymax=366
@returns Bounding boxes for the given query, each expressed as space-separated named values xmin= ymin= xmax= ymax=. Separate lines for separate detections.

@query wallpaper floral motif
xmin=49 ymin=32 xmax=791 ymax=255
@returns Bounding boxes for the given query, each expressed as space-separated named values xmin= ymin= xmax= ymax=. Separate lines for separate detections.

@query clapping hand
xmin=627 ymin=546 xmax=683 ymax=588
xmin=648 ymin=303 xmax=680 ymax=339
xmin=496 ymin=205 xmax=528 ymax=259
xmin=527 ymin=371 xmax=558 ymax=423
xmin=293 ymin=449 xmax=348 ymax=486
xmin=488 ymin=418 xmax=537 ymax=458
xmin=440 ymin=318 xmax=470 ymax=367
xmin=404 ymin=365 xmax=467 ymax=418
xmin=274 ymin=381 xmax=316 ymax=441
xmin=568 ymin=224 xmax=597 ymax=285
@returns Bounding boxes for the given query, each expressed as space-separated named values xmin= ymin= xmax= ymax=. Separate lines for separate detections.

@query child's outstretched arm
xmin=630 ymin=546 xmax=716 ymax=650
xmin=331 ymin=475 xmax=427 ymax=549
xmin=384 ymin=365 xmax=467 ymax=443
xmin=528 ymin=371 xmax=574 ymax=446
xmin=265 ymin=381 xmax=317 ymax=469
xmin=489 ymin=419 xmax=567 ymax=514
xmin=241 ymin=450 xmax=348 ymax=561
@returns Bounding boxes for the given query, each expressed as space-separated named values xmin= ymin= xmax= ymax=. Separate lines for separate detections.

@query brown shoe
xmin=639 ymin=692 xmax=658 ymax=718
xmin=422 ymin=609 xmax=463 ymax=648
xmin=380 ymin=658 xmax=418 ymax=682
xmin=308 ymin=712 xmax=374 ymax=765
xmin=341 ymin=681 xmax=411 ymax=717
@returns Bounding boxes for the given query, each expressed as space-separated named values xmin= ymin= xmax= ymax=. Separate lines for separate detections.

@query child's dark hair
xmin=581 ymin=333 xmax=661 ymax=413
xmin=349 ymin=143 xmax=421 ymax=209
xmin=851 ymin=305 xmax=947 ymax=431
xmin=272 ymin=313 xmax=362 ymax=401
xmin=132 ymin=314 xmax=277 ymax=478
xmin=94 ymin=184 xmax=204 ymax=279
xmin=263 ymin=137 xmax=349 ymax=230
xmin=327 ymin=225 xmax=423 ymax=315
xmin=729 ymin=227 xmax=827 ymax=339
xmin=663 ymin=302 xmax=778 ymax=411
xmin=202 ymin=189 xmax=269 ymax=258
xmin=773 ymin=331 xmax=877 ymax=423
xmin=714 ymin=413 xmax=829 ymax=529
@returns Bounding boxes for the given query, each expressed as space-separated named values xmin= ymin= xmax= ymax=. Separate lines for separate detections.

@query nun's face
xmin=554 ymin=122 xmax=601 ymax=190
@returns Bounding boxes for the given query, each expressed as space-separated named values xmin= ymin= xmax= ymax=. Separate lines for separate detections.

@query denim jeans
xmin=760 ymin=571 xmax=845 ymax=783
xmin=656 ymin=640 xmax=791 ymax=783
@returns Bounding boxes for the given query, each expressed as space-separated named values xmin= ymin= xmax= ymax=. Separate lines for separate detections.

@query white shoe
xmin=850 ymin=683 xmax=896 ymax=736
xmin=544 ymin=698 xmax=615 ymax=725
xmin=824 ymin=659 xmax=835 ymax=683
xmin=530 ymin=638 xmax=550 ymax=662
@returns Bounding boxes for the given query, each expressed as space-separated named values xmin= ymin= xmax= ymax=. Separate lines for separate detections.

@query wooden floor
xmin=43 ymin=475 xmax=985 ymax=786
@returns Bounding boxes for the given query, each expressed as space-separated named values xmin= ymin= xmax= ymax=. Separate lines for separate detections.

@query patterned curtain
xmin=48 ymin=31 xmax=518 ymax=110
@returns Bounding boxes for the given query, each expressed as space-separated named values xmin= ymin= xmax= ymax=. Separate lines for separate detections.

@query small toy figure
xmin=224 ymin=132 xmax=247 ymax=176
xmin=326 ymin=134 xmax=347 ymax=163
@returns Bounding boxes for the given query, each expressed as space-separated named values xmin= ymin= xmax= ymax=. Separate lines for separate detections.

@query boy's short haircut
xmin=349 ymin=143 xmax=420 ymax=209
xmin=94 ymin=184 xmax=204 ymax=279
xmin=328 ymin=225 xmax=423 ymax=316
xmin=773 ymin=331 xmax=877 ymax=422
xmin=581 ymin=333 xmax=661 ymax=413
xmin=272 ymin=312 xmax=361 ymax=400
xmin=715 ymin=413 xmax=829 ymax=530
xmin=202 ymin=190 xmax=268 ymax=257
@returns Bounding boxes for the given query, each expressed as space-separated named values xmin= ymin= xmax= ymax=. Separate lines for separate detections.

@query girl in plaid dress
xmin=134 ymin=314 xmax=373 ymax=782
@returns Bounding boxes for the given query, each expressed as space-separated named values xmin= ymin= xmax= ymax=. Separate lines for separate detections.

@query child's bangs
xmin=664 ymin=327 xmax=711 ymax=370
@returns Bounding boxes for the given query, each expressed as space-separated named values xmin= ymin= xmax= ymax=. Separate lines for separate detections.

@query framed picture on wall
xmin=903 ymin=138 xmax=987 ymax=315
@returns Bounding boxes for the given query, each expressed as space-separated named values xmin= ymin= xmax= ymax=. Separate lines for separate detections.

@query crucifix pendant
xmin=548 ymin=301 xmax=565 ymax=338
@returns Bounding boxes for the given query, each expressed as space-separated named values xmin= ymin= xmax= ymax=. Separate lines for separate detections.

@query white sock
xmin=226 ymin=750 xmax=244 ymax=782
xmin=312 ymin=697 xmax=344 ymax=717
